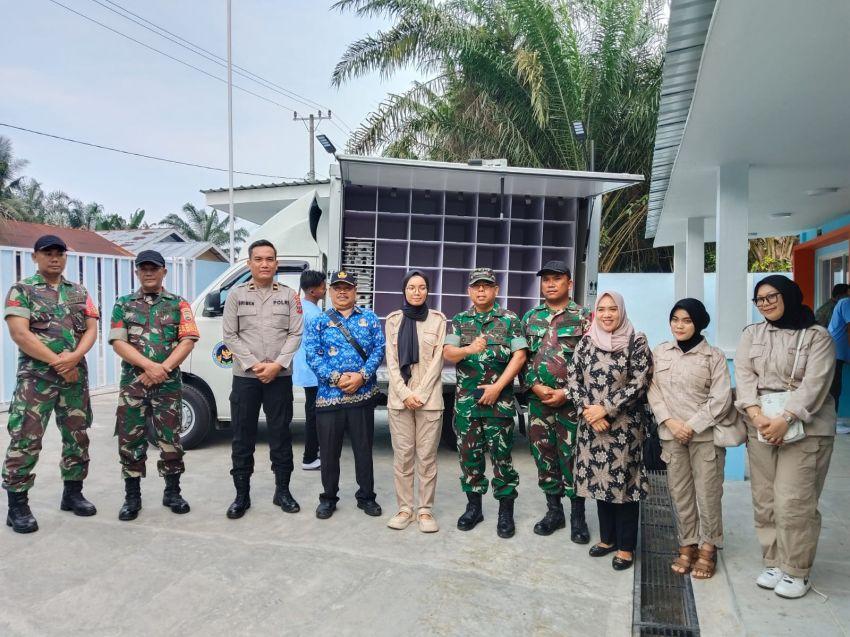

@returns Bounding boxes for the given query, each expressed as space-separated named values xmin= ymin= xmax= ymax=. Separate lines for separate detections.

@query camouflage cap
xmin=468 ymin=267 xmax=497 ymax=285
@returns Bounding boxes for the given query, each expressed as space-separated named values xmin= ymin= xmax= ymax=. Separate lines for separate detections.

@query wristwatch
xmin=783 ymin=413 xmax=795 ymax=426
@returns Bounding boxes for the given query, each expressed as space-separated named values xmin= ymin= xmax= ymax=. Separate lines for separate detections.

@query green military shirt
xmin=3 ymin=273 xmax=99 ymax=381
xmin=445 ymin=303 xmax=528 ymax=418
xmin=108 ymin=289 xmax=200 ymax=391
xmin=522 ymin=300 xmax=591 ymax=391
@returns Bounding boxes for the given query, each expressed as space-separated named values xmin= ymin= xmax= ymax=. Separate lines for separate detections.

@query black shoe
xmin=457 ymin=492 xmax=483 ymax=531
xmin=6 ymin=491 xmax=38 ymax=533
xmin=496 ymin=498 xmax=516 ymax=539
xmin=226 ymin=475 xmax=251 ymax=519
xmin=357 ymin=499 xmax=382 ymax=517
xmin=533 ymin=494 xmax=565 ymax=536
xmin=272 ymin=472 xmax=300 ymax=513
xmin=570 ymin=497 xmax=590 ymax=544
xmin=316 ymin=500 xmax=336 ymax=519
xmin=162 ymin=474 xmax=190 ymax=514
xmin=60 ymin=480 xmax=97 ymax=516
xmin=612 ymin=555 xmax=634 ymax=570
xmin=119 ymin=477 xmax=142 ymax=522
xmin=589 ymin=543 xmax=617 ymax=557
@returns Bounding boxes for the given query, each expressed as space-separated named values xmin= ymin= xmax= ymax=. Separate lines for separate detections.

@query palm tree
xmin=67 ymin=201 xmax=104 ymax=230
xmin=332 ymin=0 xmax=668 ymax=271
xmin=96 ymin=208 xmax=147 ymax=230
xmin=0 ymin=136 xmax=30 ymax=220
xmin=160 ymin=203 xmax=248 ymax=257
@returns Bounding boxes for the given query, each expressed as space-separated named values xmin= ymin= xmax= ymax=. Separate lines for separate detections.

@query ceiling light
xmin=769 ymin=212 xmax=793 ymax=219
xmin=806 ymin=187 xmax=840 ymax=196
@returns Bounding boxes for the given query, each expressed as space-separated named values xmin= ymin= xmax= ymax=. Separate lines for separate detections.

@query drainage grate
xmin=633 ymin=471 xmax=701 ymax=637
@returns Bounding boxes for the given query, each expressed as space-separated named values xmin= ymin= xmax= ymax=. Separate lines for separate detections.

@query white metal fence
xmin=0 ymin=247 xmax=198 ymax=404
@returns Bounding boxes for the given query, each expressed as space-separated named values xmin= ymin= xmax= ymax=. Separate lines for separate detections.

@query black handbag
xmin=625 ymin=334 xmax=666 ymax=472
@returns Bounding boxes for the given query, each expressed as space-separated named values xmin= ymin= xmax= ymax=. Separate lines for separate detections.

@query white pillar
xmin=685 ymin=216 xmax=704 ymax=299
xmin=582 ymin=195 xmax=603 ymax=309
xmin=715 ymin=163 xmax=750 ymax=355
xmin=674 ymin=240 xmax=687 ymax=300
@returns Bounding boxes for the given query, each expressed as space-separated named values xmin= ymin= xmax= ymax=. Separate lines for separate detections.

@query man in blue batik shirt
xmin=305 ymin=270 xmax=385 ymax=519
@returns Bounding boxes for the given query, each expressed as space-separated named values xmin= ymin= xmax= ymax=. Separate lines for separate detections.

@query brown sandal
xmin=671 ymin=545 xmax=698 ymax=575
xmin=692 ymin=547 xmax=717 ymax=579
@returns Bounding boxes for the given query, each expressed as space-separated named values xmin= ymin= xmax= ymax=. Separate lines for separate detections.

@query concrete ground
xmin=0 ymin=394 xmax=634 ymax=637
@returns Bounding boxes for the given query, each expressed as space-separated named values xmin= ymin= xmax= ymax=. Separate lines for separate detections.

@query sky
xmin=1 ymin=0 xmax=420 ymax=223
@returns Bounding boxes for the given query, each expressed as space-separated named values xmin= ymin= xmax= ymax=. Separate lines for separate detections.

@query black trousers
xmin=830 ymin=359 xmax=844 ymax=413
xmin=230 ymin=375 xmax=294 ymax=478
xmin=302 ymin=386 xmax=319 ymax=463
xmin=597 ymin=500 xmax=640 ymax=552
xmin=316 ymin=405 xmax=375 ymax=504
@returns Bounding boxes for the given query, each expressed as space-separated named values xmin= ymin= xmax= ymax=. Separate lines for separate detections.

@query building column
xmin=685 ymin=217 xmax=704 ymax=299
xmin=715 ymin=163 xmax=750 ymax=356
xmin=673 ymin=239 xmax=687 ymax=300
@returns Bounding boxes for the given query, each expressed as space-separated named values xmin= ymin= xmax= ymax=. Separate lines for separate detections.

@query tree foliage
xmin=160 ymin=203 xmax=249 ymax=257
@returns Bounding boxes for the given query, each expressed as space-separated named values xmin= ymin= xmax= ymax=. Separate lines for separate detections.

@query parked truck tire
xmin=440 ymin=391 xmax=457 ymax=450
xmin=180 ymin=383 xmax=213 ymax=450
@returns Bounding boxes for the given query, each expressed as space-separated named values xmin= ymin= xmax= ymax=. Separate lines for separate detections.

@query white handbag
xmin=757 ymin=329 xmax=807 ymax=444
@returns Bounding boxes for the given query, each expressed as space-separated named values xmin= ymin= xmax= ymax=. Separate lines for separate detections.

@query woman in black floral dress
xmin=567 ymin=291 xmax=652 ymax=570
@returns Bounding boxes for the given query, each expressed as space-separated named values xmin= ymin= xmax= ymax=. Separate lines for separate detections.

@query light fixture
xmin=316 ymin=134 xmax=336 ymax=154
xmin=390 ymin=188 xmax=397 ymax=198
xmin=490 ymin=194 xmax=498 ymax=204
xmin=571 ymin=121 xmax=586 ymax=142
xmin=769 ymin=212 xmax=793 ymax=219
xmin=748 ymin=232 xmax=758 ymax=236
xmin=806 ymin=187 xmax=840 ymax=196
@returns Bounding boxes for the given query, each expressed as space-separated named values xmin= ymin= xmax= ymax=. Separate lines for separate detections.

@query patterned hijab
xmin=587 ymin=291 xmax=635 ymax=353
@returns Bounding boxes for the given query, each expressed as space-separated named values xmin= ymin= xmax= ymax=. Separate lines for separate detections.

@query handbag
xmin=756 ymin=329 xmax=807 ymax=444
xmin=625 ymin=335 xmax=666 ymax=471
xmin=713 ymin=402 xmax=747 ymax=447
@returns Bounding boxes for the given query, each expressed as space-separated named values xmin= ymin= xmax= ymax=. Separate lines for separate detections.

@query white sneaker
xmin=302 ymin=458 xmax=321 ymax=470
xmin=756 ymin=567 xmax=784 ymax=589
xmin=774 ymin=574 xmax=811 ymax=599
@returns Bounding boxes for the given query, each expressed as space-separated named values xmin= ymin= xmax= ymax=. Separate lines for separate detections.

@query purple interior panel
xmin=444 ymin=219 xmax=474 ymax=243
xmin=410 ymin=217 xmax=441 ymax=242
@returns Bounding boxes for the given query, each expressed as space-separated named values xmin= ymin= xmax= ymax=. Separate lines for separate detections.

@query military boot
xmin=162 ymin=474 xmax=190 ymax=514
xmin=570 ymin=496 xmax=590 ymax=544
xmin=533 ymin=494 xmax=566 ymax=536
xmin=226 ymin=475 xmax=251 ymax=519
xmin=60 ymin=480 xmax=97 ymax=516
xmin=118 ymin=477 xmax=142 ymax=521
xmin=6 ymin=491 xmax=38 ymax=534
xmin=496 ymin=498 xmax=516 ymax=539
xmin=272 ymin=471 xmax=300 ymax=513
xmin=456 ymin=492 xmax=483 ymax=531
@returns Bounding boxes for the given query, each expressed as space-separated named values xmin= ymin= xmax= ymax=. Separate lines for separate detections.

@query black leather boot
xmin=6 ymin=491 xmax=38 ymax=533
xmin=162 ymin=474 xmax=190 ymax=514
xmin=60 ymin=480 xmax=97 ymax=516
xmin=226 ymin=475 xmax=251 ymax=519
xmin=456 ymin=492 xmax=483 ymax=531
xmin=272 ymin=472 xmax=300 ymax=513
xmin=118 ymin=477 xmax=142 ymax=521
xmin=570 ymin=496 xmax=590 ymax=544
xmin=496 ymin=498 xmax=516 ymax=539
xmin=533 ymin=494 xmax=566 ymax=536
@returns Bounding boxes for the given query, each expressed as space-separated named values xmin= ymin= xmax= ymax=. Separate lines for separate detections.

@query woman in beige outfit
xmin=648 ymin=298 xmax=731 ymax=580
xmin=384 ymin=271 xmax=446 ymax=532
xmin=735 ymin=275 xmax=836 ymax=600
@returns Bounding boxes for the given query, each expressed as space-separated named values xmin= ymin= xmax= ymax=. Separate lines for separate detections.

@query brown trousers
xmin=747 ymin=433 xmax=834 ymax=577
xmin=661 ymin=439 xmax=726 ymax=547
xmin=388 ymin=408 xmax=442 ymax=513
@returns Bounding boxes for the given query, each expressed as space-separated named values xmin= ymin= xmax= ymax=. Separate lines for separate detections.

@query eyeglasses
xmin=752 ymin=292 xmax=781 ymax=307
xmin=405 ymin=285 xmax=428 ymax=293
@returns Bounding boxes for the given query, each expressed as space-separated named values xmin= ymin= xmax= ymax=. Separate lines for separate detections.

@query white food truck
xmin=177 ymin=155 xmax=642 ymax=448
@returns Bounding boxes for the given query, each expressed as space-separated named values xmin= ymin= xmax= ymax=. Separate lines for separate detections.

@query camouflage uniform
xmin=445 ymin=304 xmax=528 ymax=499
xmin=2 ymin=274 xmax=99 ymax=493
xmin=522 ymin=301 xmax=591 ymax=498
xmin=109 ymin=289 xmax=199 ymax=479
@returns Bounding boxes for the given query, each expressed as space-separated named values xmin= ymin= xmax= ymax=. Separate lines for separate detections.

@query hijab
xmin=398 ymin=270 xmax=430 ymax=384
xmin=587 ymin=291 xmax=635 ymax=353
xmin=755 ymin=275 xmax=816 ymax=330
xmin=670 ymin=298 xmax=710 ymax=353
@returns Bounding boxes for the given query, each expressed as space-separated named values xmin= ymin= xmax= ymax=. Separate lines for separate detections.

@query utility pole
xmin=293 ymin=110 xmax=332 ymax=181
xmin=226 ymin=0 xmax=234 ymax=263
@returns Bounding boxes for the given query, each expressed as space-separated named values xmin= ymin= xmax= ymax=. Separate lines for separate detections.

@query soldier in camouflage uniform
xmin=443 ymin=267 xmax=528 ymax=538
xmin=3 ymin=235 xmax=100 ymax=534
xmin=109 ymin=250 xmax=199 ymax=521
xmin=522 ymin=260 xmax=592 ymax=543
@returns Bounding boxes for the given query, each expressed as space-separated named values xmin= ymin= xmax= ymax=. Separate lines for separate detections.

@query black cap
xmin=135 ymin=250 xmax=166 ymax=267
xmin=33 ymin=234 xmax=67 ymax=252
xmin=328 ymin=270 xmax=356 ymax=287
xmin=537 ymin=260 xmax=572 ymax=278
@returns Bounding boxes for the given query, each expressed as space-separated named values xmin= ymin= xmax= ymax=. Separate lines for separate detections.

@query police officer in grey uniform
xmin=223 ymin=239 xmax=304 ymax=519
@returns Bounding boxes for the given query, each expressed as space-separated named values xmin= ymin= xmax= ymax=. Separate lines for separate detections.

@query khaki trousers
xmin=388 ymin=408 xmax=443 ymax=513
xmin=661 ymin=440 xmax=725 ymax=547
xmin=747 ymin=434 xmax=834 ymax=578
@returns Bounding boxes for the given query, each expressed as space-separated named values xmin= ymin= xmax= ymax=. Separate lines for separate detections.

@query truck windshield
xmin=219 ymin=262 xmax=308 ymax=304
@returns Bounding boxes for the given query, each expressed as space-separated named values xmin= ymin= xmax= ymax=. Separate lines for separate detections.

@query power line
xmin=0 ymin=122 xmax=302 ymax=180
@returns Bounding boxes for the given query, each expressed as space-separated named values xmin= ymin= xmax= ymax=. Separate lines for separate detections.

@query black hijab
xmin=755 ymin=275 xmax=816 ymax=330
xmin=398 ymin=270 xmax=430 ymax=384
xmin=670 ymin=298 xmax=710 ymax=353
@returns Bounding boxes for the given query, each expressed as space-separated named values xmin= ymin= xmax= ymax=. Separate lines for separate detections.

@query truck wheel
xmin=440 ymin=392 xmax=457 ymax=450
xmin=180 ymin=384 xmax=213 ymax=449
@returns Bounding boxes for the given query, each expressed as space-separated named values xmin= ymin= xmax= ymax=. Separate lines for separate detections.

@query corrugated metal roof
xmin=200 ymin=178 xmax=330 ymax=194
xmin=0 ymin=220 xmax=133 ymax=256
xmin=645 ymin=0 xmax=717 ymax=239
xmin=147 ymin=240 xmax=228 ymax=261
xmin=99 ymin=228 xmax=185 ymax=252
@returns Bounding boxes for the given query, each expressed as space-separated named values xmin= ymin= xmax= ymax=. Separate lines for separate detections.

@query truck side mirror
xmin=203 ymin=290 xmax=223 ymax=317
